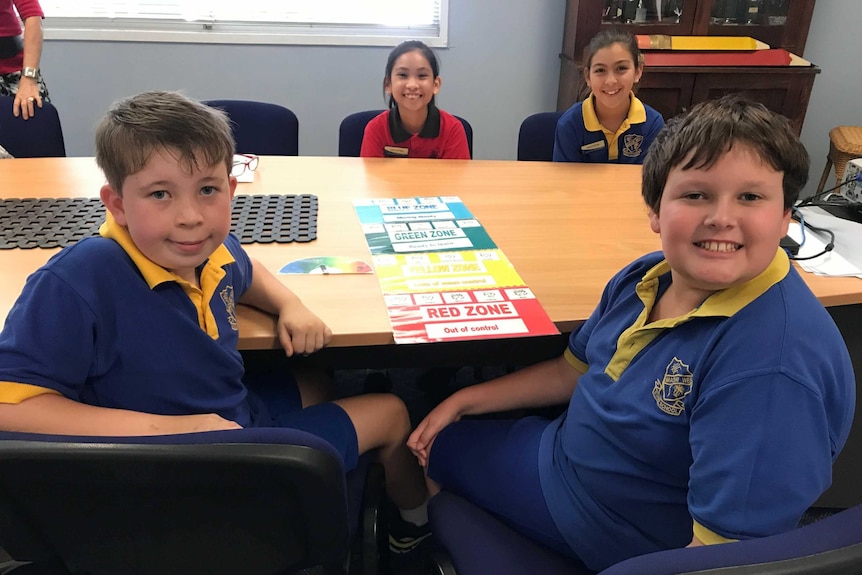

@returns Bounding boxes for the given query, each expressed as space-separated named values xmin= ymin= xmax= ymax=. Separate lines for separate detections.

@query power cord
xmin=797 ymin=173 xmax=862 ymax=208
xmin=788 ymin=207 xmax=835 ymax=261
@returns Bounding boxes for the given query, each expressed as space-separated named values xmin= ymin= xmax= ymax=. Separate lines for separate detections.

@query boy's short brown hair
xmin=95 ymin=91 xmax=235 ymax=193
xmin=642 ymin=95 xmax=809 ymax=212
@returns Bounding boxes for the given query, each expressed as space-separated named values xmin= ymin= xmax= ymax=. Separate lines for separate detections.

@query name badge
xmin=581 ymin=140 xmax=606 ymax=152
xmin=384 ymin=146 xmax=409 ymax=158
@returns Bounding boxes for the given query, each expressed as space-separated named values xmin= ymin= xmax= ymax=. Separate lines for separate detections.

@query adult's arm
xmin=13 ymin=15 xmax=44 ymax=119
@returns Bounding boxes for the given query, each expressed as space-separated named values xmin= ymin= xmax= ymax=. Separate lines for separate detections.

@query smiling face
xmin=648 ymin=144 xmax=791 ymax=303
xmin=585 ymin=42 xmax=642 ymax=117
xmin=385 ymin=49 xmax=441 ymax=114
xmin=101 ymin=147 xmax=236 ymax=285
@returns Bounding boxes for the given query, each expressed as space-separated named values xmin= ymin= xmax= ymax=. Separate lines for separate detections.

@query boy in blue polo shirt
xmin=409 ymin=95 xmax=855 ymax=572
xmin=0 ymin=91 xmax=429 ymax=548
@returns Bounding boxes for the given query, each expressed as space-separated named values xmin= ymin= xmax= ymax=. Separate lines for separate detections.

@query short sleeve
xmin=553 ymin=107 xmax=584 ymax=163
xmin=439 ymin=115 xmax=471 ymax=159
xmin=223 ymin=233 xmax=253 ymax=298
xmin=12 ymin=0 xmax=45 ymax=20
xmin=642 ymin=110 xmax=666 ymax=159
xmin=359 ymin=113 xmax=388 ymax=158
xmin=688 ymin=372 xmax=834 ymax=539
xmin=0 ymin=269 xmax=96 ymax=400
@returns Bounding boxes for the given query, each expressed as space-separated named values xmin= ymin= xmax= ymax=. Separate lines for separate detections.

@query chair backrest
xmin=338 ymin=109 xmax=474 ymax=158
xmin=203 ymin=99 xmax=299 ymax=156
xmin=0 ymin=96 xmax=66 ymax=158
xmin=338 ymin=109 xmax=383 ymax=157
xmin=458 ymin=115 xmax=474 ymax=158
xmin=601 ymin=504 xmax=862 ymax=575
xmin=517 ymin=111 xmax=563 ymax=162
xmin=429 ymin=490 xmax=862 ymax=575
xmin=0 ymin=428 xmax=356 ymax=575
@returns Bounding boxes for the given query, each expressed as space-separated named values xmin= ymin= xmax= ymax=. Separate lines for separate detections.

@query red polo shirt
xmin=360 ymin=104 xmax=470 ymax=159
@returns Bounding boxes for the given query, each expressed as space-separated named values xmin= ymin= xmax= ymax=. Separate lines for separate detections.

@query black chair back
xmin=0 ymin=96 xmax=66 ymax=158
xmin=0 ymin=428 xmax=380 ymax=575
xmin=517 ymin=111 xmax=563 ymax=162
xmin=203 ymin=99 xmax=299 ymax=156
xmin=338 ymin=109 xmax=383 ymax=157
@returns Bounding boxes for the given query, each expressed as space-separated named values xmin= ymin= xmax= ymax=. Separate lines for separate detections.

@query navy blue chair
xmin=429 ymin=491 xmax=862 ymax=575
xmin=517 ymin=111 xmax=563 ymax=162
xmin=203 ymin=100 xmax=299 ymax=156
xmin=0 ymin=428 xmax=386 ymax=575
xmin=338 ymin=109 xmax=473 ymax=158
xmin=0 ymin=96 xmax=66 ymax=158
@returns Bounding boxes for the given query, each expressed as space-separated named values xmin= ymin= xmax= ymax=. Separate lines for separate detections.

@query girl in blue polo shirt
xmin=553 ymin=29 xmax=664 ymax=164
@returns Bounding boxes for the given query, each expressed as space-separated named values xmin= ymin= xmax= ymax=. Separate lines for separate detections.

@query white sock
xmin=399 ymin=501 xmax=429 ymax=527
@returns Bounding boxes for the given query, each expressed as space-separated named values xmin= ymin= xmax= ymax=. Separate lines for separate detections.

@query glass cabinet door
xmin=708 ymin=0 xmax=777 ymax=25
xmin=600 ymin=0 xmax=696 ymax=34
xmin=699 ymin=0 xmax=814 ymax=55
xmin=563 ymin=0 xmax=699 ymax=67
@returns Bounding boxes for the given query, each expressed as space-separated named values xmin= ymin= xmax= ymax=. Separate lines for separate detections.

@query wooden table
xmin=2 ymin=156 xmax=861 ymax=353
xmin=3 ymin=156 xmax=862 ymax=507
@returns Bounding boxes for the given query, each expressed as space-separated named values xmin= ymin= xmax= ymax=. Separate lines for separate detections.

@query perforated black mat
xmin=0 ymin=195 xmax=318 ymax=250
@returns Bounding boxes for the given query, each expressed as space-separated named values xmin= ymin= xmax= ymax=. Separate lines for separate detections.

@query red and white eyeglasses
xmin=231 ymin=154 xmax=259 ymax=177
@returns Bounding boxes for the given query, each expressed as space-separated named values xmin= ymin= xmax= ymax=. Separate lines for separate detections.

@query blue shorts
xmin=245 ymin=373 xmax=359 ymax=471
xmin=427 ymin=417 xmax=573 ymax=557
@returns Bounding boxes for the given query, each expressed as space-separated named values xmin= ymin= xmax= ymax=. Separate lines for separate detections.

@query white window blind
xmin=40 ymin=1 xmax=447 ymax=47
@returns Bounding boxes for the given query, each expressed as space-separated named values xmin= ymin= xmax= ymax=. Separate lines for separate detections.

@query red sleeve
xmin=359 ymin=111 xmax=390 ymax=158
xmin=438 ymin=111 xmax=471 ymax=160
xmin=13 ymin=0 xmax=44 ymax=20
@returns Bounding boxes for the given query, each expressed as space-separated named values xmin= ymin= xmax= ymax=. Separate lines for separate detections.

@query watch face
xmin=23 ymin=68 xmax=37 ymax=78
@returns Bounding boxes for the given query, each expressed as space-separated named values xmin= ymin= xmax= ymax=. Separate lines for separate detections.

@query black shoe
xmin=388 ymin=509 xmax=432 ymax=555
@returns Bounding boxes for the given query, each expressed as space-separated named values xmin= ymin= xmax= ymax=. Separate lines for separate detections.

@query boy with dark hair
xmin=410 ymin=95 xmax=855 ymax=572
xmin=0 ymin=90 xmax=428 ymax=550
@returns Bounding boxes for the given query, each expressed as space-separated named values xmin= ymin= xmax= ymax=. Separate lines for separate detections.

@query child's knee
xmin=376 ymin=393 xmax=412 ymax=435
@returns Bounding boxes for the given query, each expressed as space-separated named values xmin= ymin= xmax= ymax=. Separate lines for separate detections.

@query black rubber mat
xmin=0 ymin=195 xmax=318 ymax=249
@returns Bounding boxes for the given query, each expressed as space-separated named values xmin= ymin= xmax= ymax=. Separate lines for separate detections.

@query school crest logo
xmin=652 ymin=357 xmax=692 ymax=416
xmin=220 ymin=285 xmax=238 ymax=331
xmin=622 ymin=134 xmax=644 ymax=158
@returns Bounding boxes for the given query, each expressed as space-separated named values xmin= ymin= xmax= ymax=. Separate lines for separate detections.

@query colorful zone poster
xmin=383 ymin=287 xmax=559 ymax=344
xmin=372 ymin=249 xmax=524 ymax=294
xmin=354 ymin=196 xmax=496 ymax=254
xmin=371 ymin=250 xmax=558 ymax=344
xmin=355 ymin=197 xmax=558 ymax=344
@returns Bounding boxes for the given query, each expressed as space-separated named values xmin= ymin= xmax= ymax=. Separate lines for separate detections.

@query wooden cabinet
xmin=637 ymin=65 xmax=817 ymax=135
xmin=558 ymin=0 xmax=818 ymax=134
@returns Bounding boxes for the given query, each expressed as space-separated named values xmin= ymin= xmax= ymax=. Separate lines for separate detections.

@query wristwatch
xmin=21 ymin=67 xmax=38 ymax=79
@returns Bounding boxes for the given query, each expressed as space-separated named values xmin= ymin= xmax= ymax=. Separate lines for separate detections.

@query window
xmin=40 ymin=1 xmax=448 ymax=47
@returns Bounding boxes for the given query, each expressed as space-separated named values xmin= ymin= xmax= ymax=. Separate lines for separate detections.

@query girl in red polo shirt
xmin=360 ymin=40 xmax=471 ymax=159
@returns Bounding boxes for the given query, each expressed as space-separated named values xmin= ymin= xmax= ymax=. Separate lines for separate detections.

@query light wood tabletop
xmin=1 ymin=156 xmax=860 ymax=350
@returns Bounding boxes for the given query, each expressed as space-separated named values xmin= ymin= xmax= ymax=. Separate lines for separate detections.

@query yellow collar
xmin=99 ymin=212 xmax=235 ymax=289
xmin=641 ymin=248 xmax=790 ymax=318
xmin=582 ymin=93 xmax=647 ymax=133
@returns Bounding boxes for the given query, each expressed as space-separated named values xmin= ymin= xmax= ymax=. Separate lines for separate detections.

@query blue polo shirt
xmin=538 ymin=250 xmax=855 ymax=571
xmin=552 ymin=93 xmax=664 ymax=164
xmin=0 ymin=216 xmax=270 ymax=426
